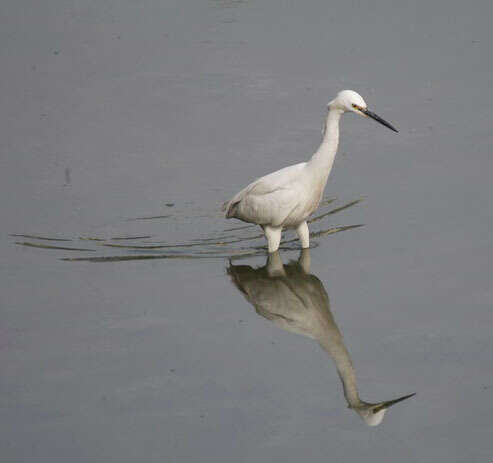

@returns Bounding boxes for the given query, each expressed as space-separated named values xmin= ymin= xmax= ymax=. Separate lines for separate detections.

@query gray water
xmin=1 ymin=0 xmax=493 ymax=461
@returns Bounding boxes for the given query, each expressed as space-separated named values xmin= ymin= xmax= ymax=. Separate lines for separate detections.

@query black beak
xmin=372 ymin=392 xmax=416 ymax=414
xmin=361 ymin=108 xmax=398 ymax=133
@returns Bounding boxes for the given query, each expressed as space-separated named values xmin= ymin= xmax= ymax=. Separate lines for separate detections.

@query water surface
xmin=2 ymin=1 xmax=493 ymax=462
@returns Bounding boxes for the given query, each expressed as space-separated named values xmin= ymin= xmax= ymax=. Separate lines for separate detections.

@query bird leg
xmin=296 ymin=221 xmax=310 ymax=249
xmin=266 ymin=251 xmax=286 ymax=277
xmin=264 ymin=226 xmax=282 ymax=253
xmin=298 ymin=248 xmax=311 ymax=273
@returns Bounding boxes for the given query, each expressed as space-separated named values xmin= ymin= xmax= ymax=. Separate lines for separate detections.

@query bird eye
xmin=352 ymin=104 xmax=359 ymax=109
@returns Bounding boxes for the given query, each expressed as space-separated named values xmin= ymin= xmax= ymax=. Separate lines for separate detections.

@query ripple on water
xmin=11 ymin=198 xmax=364 ymax=263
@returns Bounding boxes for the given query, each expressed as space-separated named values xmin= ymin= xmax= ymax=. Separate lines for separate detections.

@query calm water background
xmin=1 ymin=1 xmax=493 ymax=461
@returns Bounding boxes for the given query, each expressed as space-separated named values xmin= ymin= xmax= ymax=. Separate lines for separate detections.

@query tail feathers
xmin=222 ymin=199 xmax=240 ymax=218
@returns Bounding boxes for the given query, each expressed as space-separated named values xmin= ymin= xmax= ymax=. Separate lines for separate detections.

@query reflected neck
xmin=317 ymin=327 xmax=361 ymax=408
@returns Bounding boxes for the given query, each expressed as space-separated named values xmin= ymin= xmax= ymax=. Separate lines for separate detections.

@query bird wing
xmin=223 ymin=162 xmax=306 ymax=225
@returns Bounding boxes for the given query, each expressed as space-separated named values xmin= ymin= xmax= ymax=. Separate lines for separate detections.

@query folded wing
xmin=223 ymin=163 xmax=306 ymax=226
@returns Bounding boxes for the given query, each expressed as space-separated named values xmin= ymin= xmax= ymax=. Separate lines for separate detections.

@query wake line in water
xmin=60 ymin=225 xmax=363 ymax=263
xmin=11 ymin=198 xmax=364 ymax=262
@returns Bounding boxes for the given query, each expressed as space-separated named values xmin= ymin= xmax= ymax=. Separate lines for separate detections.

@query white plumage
xmin=223 ymin=90 xmax=398 ymax=252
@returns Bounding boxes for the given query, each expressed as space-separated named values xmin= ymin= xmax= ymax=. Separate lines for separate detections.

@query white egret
xmin=223 ymin=90 xmax=398 ymax=252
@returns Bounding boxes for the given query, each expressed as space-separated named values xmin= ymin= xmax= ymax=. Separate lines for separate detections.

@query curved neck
xmin=317 ymin=324 xmax=361 ymax=408
xmin=307 ymin=107 xmax=342 ymax=175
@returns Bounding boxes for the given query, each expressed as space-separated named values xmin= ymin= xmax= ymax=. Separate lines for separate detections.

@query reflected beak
xmin=372 ymin=393 xmax=416 ymax=413
xmin=361 ymin=108 xmax=399 ymax=133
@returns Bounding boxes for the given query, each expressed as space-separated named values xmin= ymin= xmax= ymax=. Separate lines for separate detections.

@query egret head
xmin=329 ymin=90 xmax=398 ymax=132
xmin=352 ymin=392 xmax=416 ymax=426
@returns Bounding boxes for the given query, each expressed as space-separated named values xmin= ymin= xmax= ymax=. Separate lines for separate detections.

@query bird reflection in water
xmin=227 ymin=250 xmax=415 ymax=426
